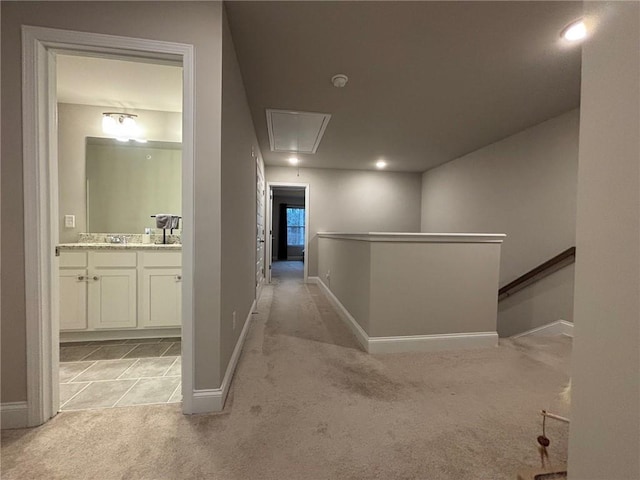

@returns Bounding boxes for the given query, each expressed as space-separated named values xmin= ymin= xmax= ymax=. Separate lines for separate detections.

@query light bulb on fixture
xmin=376 ymin=160 xmax=387 ymax=169
xmin=289 ymin=157 xmax=299 ymax=165
xmin=102 ymin=114 xmax=117 ymax=134
xmin=561 ymin=19 xmax=587 ymax=42
xmin=102 ymin=112 xmax=145 ymax=142
xmin=122 ymin=116 xmax=135 ymax=128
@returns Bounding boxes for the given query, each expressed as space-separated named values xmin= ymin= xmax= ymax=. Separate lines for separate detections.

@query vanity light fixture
xmin=288 ymin=156 xmax=299 ymax=165
xmin=102 ymin=112 xmax=145 ymax=142
xmin=376 ymin=160 xmax=387 ymax=169
xmin=561 ymin=19 xmax=587 ymax=42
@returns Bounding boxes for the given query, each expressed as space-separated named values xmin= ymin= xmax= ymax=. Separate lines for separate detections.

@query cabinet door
xmin=59 ymin=268 xmax=88 ymax=331
xmin=141 ymin=268 xmax=182 ymax=328
xmin=88 ymin=268 xmax=137 ymax=329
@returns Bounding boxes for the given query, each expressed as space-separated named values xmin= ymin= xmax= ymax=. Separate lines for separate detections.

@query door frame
xmin=22 ymin=25 xmax=196 ymax=426
xmin=266 ymin=182 xmax=310 ymax=283
xmin=255 ymin=156 xmax=266 ymax=300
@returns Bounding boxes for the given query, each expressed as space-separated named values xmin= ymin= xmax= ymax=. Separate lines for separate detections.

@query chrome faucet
xmin=107 ymin=235 xmax=127 ymax=244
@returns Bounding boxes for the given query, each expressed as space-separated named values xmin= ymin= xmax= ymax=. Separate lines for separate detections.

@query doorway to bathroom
xmin=266 ymin=183 xmax=309 ymax=283
xmin=22 ymin=26 xmax=196 ymax=426
xmin=55 ymin=54 xmax=184 ymax=411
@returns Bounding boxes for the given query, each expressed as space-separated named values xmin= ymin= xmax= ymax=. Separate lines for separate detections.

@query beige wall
xmin=568 ymin=2 xmax=640 ymax=478
xmin=369 ymin=242 xmax=500 ymax=337
xmin=317 ymin=237 xmax=501 ymax=338
xmin=421 ymin=109 xmax=579 ymax=336
xmin=421 ymin=109 xmax=579 ymax=286
xmin=219 ymin=6 xmax=263 ymax=382
xmin=317 ymin=238 xmax=371 ymax=333
xmin=1 ymin=1 xmax=223 ymax=402
xmin=498 ymin=263 xmax=574 ymax=337
xmin=58 ymin=103 xmax=181 ymax=243
xmin=265 ymin=167 xmax=422 ymax=276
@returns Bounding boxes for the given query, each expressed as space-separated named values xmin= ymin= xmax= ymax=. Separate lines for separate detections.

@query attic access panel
xmin=266 ymin=109 xmax=331 ymax=154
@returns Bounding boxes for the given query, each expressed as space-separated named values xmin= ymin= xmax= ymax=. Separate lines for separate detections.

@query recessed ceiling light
xmin=289 ymin=156 xmax=299 ymax=165
xmin=561 ymin=19 xmax=587 ymax=42
xmin=376 ymin=160 xmax=386 ymax=169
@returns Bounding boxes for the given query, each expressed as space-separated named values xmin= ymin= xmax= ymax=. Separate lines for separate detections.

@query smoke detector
xmin=331 ymin=74 xmax=348 ymax=88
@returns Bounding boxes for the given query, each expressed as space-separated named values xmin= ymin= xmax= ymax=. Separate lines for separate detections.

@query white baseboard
xmin=191 ymin=388 xmax=224 ymax=413
xmin=315 ymin=278 xmax=369 ymax=351
xmin=1 ymin=402 xmax=28 ymax=429
xmin=315 ymin=278 xmax=498 ymax=354
xmin=368 ymin=332 xmax=498 ymax=354
xmin=306 ymin=276 xmax=319 ymax=284
xmin=190 ymin=300 xmax=256 ymax=414
xmin=511 ymin=320 xmax=574 ymax=339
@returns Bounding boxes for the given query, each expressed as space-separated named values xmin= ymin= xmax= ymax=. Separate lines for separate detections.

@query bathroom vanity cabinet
xmin=58 ymin=246 xmax=182 ymax=337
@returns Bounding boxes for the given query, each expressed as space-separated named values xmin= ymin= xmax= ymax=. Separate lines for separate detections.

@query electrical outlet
xmin=64 ymin=215 xmax=75 ymax=228
xmin=326 ymin=269 xmax=331 ymax=279
xmin=232 ymin=311 xmax=237 ymax=330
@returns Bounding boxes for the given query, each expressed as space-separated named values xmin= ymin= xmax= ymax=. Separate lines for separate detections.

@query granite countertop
xmin=57 ymin=243 xmax=182 ymax=251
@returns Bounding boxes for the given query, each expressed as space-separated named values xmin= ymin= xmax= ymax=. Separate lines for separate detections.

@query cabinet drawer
xmin=60 ymin=251 xmax=88 ymax=268
xmin=90 ymin=251 xmax=137 ymax=267
xmin=141 ymin=251 xmax=182 ymax=268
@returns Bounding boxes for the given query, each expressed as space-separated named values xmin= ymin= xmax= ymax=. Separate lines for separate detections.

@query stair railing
xmin=498 ymin=247 xmax=576 ymax=301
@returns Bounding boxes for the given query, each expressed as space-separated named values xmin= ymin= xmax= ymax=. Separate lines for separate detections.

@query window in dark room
xmin=286 ymin=207 xmax=305 ymax=247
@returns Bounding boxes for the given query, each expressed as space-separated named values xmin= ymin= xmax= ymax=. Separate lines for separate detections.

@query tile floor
xmin=59 ymin=338 xmax=181 ymax=411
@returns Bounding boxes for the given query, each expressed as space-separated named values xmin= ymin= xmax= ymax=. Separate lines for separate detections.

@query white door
xmin=88 ymin=268 xmax=137 ymax=329
xmin=141 ymin=268 xmax=182 ymax=327
xmin=256 ymin=158 xmax=266 ymax=298
xmin=59 ymin=268 xmax=88 ymax=330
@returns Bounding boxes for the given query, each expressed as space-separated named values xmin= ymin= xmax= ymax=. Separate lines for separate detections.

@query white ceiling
xmin=226 ymin=1 xmax=584 ymax=172
xmin=56 ymin=54 xmax=183 ymax=112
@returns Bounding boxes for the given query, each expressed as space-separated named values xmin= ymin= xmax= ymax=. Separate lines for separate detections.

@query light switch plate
xmin=64 ymin=215 xmax=75 ymax=228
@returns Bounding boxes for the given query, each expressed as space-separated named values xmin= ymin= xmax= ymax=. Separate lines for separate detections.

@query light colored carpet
xmin=1 ymin=270 xmax=571 ymax=479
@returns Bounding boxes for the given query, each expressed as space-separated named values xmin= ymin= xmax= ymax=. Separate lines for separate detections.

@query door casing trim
xmin=22 ymin=25 xmax=196 ymax=426
xmin=265 ymin=182 xmax=310 ymax=284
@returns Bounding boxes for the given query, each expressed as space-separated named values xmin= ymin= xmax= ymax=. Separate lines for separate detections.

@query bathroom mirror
xmin=86 ymin=137 xmax=182 ymax=233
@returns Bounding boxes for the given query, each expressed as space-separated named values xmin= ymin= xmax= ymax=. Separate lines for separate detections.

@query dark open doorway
xmin=271 ymin=188 xmax=305 ymax=279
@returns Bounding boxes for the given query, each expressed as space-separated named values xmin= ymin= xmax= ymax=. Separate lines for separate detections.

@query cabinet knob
xmin=92 ymin=276 xmax=99 ymax=281
xmin=77 ymin=275 xmax=85 ymax=281
xmin=176 ymin=275 xmax=182 ymax=281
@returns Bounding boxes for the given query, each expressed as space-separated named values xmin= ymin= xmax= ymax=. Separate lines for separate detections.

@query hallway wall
xmin=421 ymin=109 xmax=579 ymax=335
xmin=1 ymin=1 xmax=224 ymax=403
xmin=421 ymin=109 xmax=579 ymax=286
xmin=568 ymin=2 xmax=640 ymax=477
xmin=220 ymin=6 xmax=264 ymax=386
xmin=265 ymin=167 xmax=422 ymax=277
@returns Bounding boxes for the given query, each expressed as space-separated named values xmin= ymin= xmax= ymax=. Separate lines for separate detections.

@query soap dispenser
xmin=143 ymin=228 xmax=152 ymax=244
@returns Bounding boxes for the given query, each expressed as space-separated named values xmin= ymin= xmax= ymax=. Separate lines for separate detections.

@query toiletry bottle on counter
xmin=143 ymin=228 xmax=152 ymax=244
